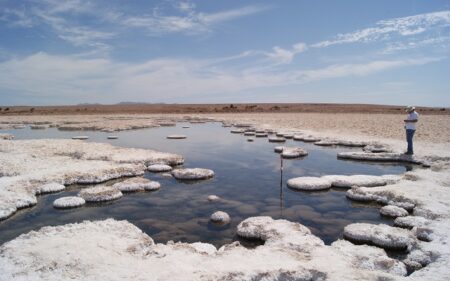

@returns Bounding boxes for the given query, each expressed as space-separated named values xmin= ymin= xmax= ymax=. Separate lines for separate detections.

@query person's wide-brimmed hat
xmin=405 ymin=105 xmax=415 ymax=112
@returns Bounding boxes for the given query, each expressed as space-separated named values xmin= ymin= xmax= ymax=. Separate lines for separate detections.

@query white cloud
xmin=0 ymin=8 xmax=34 ymax=27
xmin=312 ymin=10 xmax=450 ymax=48
xmin=260 ymin=43 xmax=308 ymax=65
xmin=0 ymin=52 xmax=440 ymax=104
xmin=122 ymin=4 xmax=269 ymax=35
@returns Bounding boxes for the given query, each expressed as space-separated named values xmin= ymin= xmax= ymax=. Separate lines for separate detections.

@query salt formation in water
xmin=247 ymin=138 xmax=254 ymax=142
xmin=403 ymin=249 xmax=433 ymax=271
xmin=147 ymin=164 xmax=173 ymax=172
xmin=30 ymin=124 xmax=48 ymax=129
xmin=37 ymin=182 xmax=66 ymax=194
xmin=255 ymin=132 xmax=268 ymax=137
xmin=394 ymin=216 xmax=430 ymax=229
xmin=230 ymin=129 xmax=245 ymax=134
xmin=0 ymin=217 xmax=423 ymax=280
xmin=280 ymin=147 xmax=308 ymax=159
xmin=314 ymin=139 xmax=339 ymax=146
xmin=72 ymin=136 xmax=89 ymax=140
xmin=113 ymin=177 xmax=159 ymax=192
xmin=13 ymin=125 xmax=26 ymax=129
xmin=343 ymin=223 xmax=416 ymax=251
xmin=380 ymin=205 xmax=409 ymax=218
xmin=107 ymin=136 xmax=118 ymax=139
xmin=78 ymin=185 xmax=123 ymax=202
xmin=171 ymin=168 xmax=214 ymax=180
xmin=337 ymin=151 xmax=428 ymax=165
xmin=288 ymin=174 xmax=396 ymax=191
xmin=268 ymin=137 xmax=286 ymax=143
xmin=0 ymin=133 xmax=14 ymax=140
xmin=287 ymin=177 xmax=332 ymax=191
xmin=166 ymin=135 xmax=187 ymax=139
xmin=207 ymin=195 xmax=220 ymax=201
xmin=210 ymin=211 xmax=230 ymax=224
xmin=363 ymin=144 xmax=391 ymax=153
xmin=53 ymin=196 xmax=86 ymax=209
xmin=331 ymin=240 xmax=407 ymax=276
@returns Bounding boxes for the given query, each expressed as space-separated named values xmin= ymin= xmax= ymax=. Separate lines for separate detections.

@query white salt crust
xmin=207 ymin=195 xmax=220 ymax=201
xmin=337 ymin=152 xmax=427 ymax=165
xmin=380 ymin=205 xmax=409 ymax=218
xmin=394 ymin=216 xmax=430 ymax=229
xmin=343 ymin=223 xmax=416 ymax=251
xmin=78 ymin=185 xmax=123 ymax=202
xmin=53 ymin=196 xmax=86 ymax=209
xmin=171 ymin=168 xmax=214 ymax=180
xmin=210 ymin=211 xmax=231 ymax=224
xmin=37 ymin=182 xmax=66 ymax=194
xmin=147 ymin=164 xmax=173 ymax=172
xmin=287 ymin=174 xmax=396 ymax=191
xmin=72 ymin=136 xmax=89 ymax=140
xmin=0 ymin=139 xmax=183 ymax=220
xmin=281 ymin=147 xmax=308 ymax=159
xmin=112 ymin=177 xmax=160 ymax=192
xmin=0 ymin=217 xmax=423 ymax=280
xmin=287 ymin=177 xmax=331 ymax=191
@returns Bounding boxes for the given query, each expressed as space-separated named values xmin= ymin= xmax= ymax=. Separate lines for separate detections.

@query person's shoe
xmin=404 ymin=151 xmax=413 ymax=155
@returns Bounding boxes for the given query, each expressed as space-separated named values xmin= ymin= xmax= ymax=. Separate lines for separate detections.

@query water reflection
xmin=0 ymin=122 xmax=410 ymax=247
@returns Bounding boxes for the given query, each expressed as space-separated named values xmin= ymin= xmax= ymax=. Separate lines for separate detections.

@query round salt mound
xmin=148 ymin=164 xmax=173 ymax=172
xmin=208 ymin=195 xmax=220 ymax=201
xmin=281 ymin=147 xmax=308 ymax=159
xmin=172 ymin=168 xmax=214 ymax=180
xmin=167 ymin=135 xmax=187 ymax=139
xmin=380 ymin=205 xmax=409 ymax=218
xmin=78 ymin=185 xmax=123 ymax=202
xmin=53 ymin=196 xmax=86 ymax=209
xmin=107 ymin=136 xmax=118 ymax=139
xmin=38 ymin=182 xmax=66 ymax=194
xmin=210 ymin=211 xmax=230 ymax=224
xmin=112 ymin=177 xmax=159 ymax=192
xmin=287 ymin=177 xmax=331 ymax=191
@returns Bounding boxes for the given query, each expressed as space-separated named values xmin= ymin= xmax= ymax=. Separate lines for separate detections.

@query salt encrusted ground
xmin=1 ymin=113 xmax=450 ymax=280
xmin=0 ymin=139 xmax=183 ymax=220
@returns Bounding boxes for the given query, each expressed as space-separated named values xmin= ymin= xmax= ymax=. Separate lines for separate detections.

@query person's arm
xmin=404 ymin=119 xmax=418 ymax=123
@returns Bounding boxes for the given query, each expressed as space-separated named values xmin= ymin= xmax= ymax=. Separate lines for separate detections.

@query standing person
xmin=404 ymin=106 xmax=419 ymax=155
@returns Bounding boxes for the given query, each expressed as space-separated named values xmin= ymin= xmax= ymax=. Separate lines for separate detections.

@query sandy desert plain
xmin=1 ymin=104 xmax=450 ymax=281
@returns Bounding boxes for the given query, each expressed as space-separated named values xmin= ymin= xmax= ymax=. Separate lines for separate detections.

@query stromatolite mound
xmin=172 ymin=168 xmax=214 ymax=180
xmin=208 ymin=195 xmax=220 ymax=201
xmin=166 ymin=135 xmax=187 ymax=139
xmin=287 ymin=177 xmax=331 ymax=191
xmin=113 ymin=177 xmax=160 ymax=192
xmin=78 ymin=185 xmax=123 ymax=202
xmin=343 ymin=223 xmax=416 ymax=251
xmin=210 ymin=211 xmax=230 ymax=224
xmin=147 ymin=164 xmax=173 ymax=172
xmin=380 ymin=205 xmax=409 ymax=218
xmin=53 ymin=196 xmax=86 ymax=209
xmin=281 ymin=147 xmax=308 ymax=159
xmin=37 ymin=182 xmax=66 ymax=194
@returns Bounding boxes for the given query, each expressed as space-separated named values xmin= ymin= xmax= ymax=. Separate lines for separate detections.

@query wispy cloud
xmin=312 ymin=10 xmax=450 ymax=48
xmin=122 ymin=3 xmax=269 ymax=35
xmin=262 ymin=43 xmax=307 ymax=65
xmin=0 ymin=52 xmax=441 ymax=104
xmin=0 ymin=8 xmax=34 ymax=27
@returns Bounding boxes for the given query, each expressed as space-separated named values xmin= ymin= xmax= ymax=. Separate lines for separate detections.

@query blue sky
xmin=0 ymin=0 xmax=449 ymax=106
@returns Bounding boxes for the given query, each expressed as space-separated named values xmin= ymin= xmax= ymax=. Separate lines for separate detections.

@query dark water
xmin=0 ymin=122 xmax=411 ymax=247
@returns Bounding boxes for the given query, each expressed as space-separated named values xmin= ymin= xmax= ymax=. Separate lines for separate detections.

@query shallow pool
xmin=0 ymin=122 xmax=412 ymax=247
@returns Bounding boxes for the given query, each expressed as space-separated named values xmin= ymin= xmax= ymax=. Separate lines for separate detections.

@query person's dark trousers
xmin=406 ymin=129 xmax=415 ymax=154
